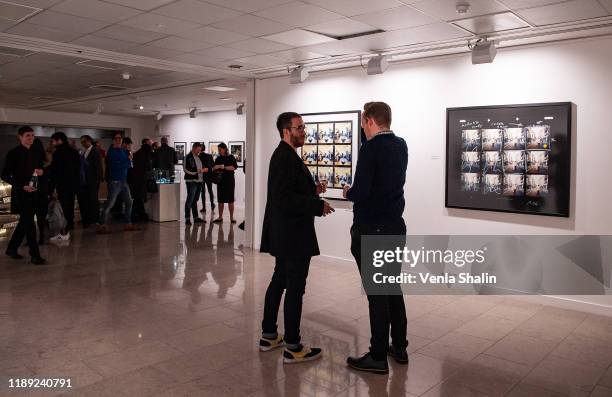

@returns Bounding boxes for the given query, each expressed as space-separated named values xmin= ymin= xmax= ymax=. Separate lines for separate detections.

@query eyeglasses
xmin=289 ymin=125 xmax=306 ymax=131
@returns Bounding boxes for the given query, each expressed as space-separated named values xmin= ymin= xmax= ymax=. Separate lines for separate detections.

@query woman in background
xmin=212 ymin=142 xmax=238 ymax=224
xmin=31 ymin=138 xmax=50 ymax=244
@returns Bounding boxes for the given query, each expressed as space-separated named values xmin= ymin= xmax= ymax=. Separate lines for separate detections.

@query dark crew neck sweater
xmin=346 ymin=131 xmax=408 ymax=225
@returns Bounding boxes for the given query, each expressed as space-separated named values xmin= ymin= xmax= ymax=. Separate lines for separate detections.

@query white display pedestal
xmin=146 ymin=183 xmax=180 ymax=222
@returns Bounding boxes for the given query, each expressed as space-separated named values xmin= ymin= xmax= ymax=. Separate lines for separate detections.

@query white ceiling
xmin=0 ymin=0 xmax=611 ymax=116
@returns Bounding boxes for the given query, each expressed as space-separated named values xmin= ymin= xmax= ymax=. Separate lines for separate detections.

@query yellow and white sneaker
xmin=283 ymin=344 xmax=323 ymax=364
xmin=259 ymin=335 xmax=284 ymax=352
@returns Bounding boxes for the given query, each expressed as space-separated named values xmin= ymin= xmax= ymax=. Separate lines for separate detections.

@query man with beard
xmin=259 ymin=112 xmax=334 ymax=363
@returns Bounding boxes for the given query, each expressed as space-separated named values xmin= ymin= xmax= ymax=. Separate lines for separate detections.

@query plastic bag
xmin=46 ymin=198 xmax=67 ymax=237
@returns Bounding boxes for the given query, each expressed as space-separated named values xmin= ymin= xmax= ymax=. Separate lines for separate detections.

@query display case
xmin=0 ymin=181 xmax=11 ymax=212
xmin=146 ymin=168 xmax=181 ymax=222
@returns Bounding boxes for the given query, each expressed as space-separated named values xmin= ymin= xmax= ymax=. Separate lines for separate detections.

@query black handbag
xmin=211 ymin=171 xmax=222 ymax=185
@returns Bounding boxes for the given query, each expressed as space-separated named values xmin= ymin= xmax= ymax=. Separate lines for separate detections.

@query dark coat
xmin=260 ymin=141 xmax=324 ymax=259
xmin=1 ymin=144 xmax=44 ymax=214
xmin=131 ymin=144 xmax=154 ymax=200
xmin=49 ymin=144 xmax=80 ymax=194
xmin=83 ymin=146 xmax=103 ymax=186
xmin=154 ymin=143 xmax=177 ymax=171
xmin=198 ymin=152 xmax=214 ymax=182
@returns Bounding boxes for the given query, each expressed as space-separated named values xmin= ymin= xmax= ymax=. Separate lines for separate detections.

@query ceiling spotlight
xmin=122 ymin=71 xmax=131 ymax=80
xmin=367 ymin=55 xmax=389 ymax=75
xmin=138 ymin=105 xmax=144 ymax=110
xmin=236 ymin=103 xmax=244 ymax=115
xmin=290 ymin=66 xmax=309 ymax=84
xmin=456 ymin=1 xmax=470 ymax=14
xmin=471 ymin=38 xmax=497 ymax=64
xmin=93 ymin=102 xmax=103 ymax=115
xmin=155 ymin=112 xmax=163 ymax=121
xmin=189 ymin=107 xmax=198 ymax=118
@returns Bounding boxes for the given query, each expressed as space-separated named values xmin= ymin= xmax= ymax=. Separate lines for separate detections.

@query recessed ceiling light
xmin=228 ymin=65 xmax=243 ymax=69
xmin=220 ymin=97 xmax=232 ymax=101
xmin=203 ymin=86 xmax=237 ymax=92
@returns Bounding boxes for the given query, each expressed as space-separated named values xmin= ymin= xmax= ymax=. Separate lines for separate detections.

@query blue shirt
xmin=106 ymin=146 xmax=131 ymax=182
xmin=346 ymin=131 xmax=408 ymax=225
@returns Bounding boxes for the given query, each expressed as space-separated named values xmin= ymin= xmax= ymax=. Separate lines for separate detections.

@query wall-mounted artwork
xmin=174 ymin=142 xmax=186 ymax=165
xmin=228 ymin=141 xmax=245 ymax=167
xmin=446 ymin=102 xmax=572 ymax=217
xmin=208 ymin=141 xmax=222 ymax=162
xmin=298 ymin=110 xmax=361 ymax=200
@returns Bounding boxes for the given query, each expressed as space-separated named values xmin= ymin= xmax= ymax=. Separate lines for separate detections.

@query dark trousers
xmin=185 ymin=182 xmax=201 ymax=221
xmin=262 ymin=257 xmax=311 ymax=345
xmin=201 ymin=180 xmax=215 ymax=210
xmin=350 ymin=222 xmax=408 ymax=361
xmin=58 ymin=189 xmax=76 ymax=229
xmin=7 ymin=193 xmax=40 ymax=258
xmin=35 ymin=193 xmax=48 ymax=243
xmin=77 ymin=182 xmax=100 ymax=225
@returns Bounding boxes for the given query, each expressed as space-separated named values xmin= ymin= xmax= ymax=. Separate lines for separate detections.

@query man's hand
xmin=34 ymin=168 xmax=43 ymax=176
xmin=201 ymin=168 xmax=209 ymax=173
xmin=342 ymin=185 xmax=351 ymax=199
xmin=23 ymin=185 xmax=36 ymax=192
xmin=322 ymin=200 xmax=335 ymax=216
xmin=316 ymin=182 xmax=327 ymax=195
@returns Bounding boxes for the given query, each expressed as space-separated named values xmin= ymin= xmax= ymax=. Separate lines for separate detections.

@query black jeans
xmin=185 ymin=182 xmax=201 ymax=221
xmin=350 ymin=221 xmax=408 ymax=361
xmin=262 ymin=256 xmax=311 ymax=345
xmin=77 ymin=182 xmax=100 ymax=225
xmin=58 ymin=189 xmax=76 ymax=229
xmin=7 ymin=192 xmax=40 ymax=258
xmin=201 ymin=180 xmax=215 ymax=210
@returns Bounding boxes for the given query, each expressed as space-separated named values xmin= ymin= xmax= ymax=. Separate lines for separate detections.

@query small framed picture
xmin=228 ymin=141 xmax=245 ymax=167
xmin=174 ymin=142 xmax=186 ymax=165
xmin=208 ymin=141 xmax=222 ymax=161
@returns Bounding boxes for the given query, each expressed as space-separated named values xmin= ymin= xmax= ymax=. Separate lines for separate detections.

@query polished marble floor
xmin=1 ymin=214 xmax=612 ymax=397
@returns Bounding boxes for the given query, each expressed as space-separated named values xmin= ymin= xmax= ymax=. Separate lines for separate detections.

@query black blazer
xmin=84 ymin=147 xmax=103 ymax=186
xmin=199 ymin=152 xmax=215 ymax=182
xmin=260 ymin=141 xmax=324 ymax=259
xmin=49 ymin=144 xmax=80 ymax=193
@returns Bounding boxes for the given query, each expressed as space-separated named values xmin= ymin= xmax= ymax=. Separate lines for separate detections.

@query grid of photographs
xmin=460 ymin=125 xmax=551 ymax=197
xmin=301 ymin=121 xmax=353 ymax=189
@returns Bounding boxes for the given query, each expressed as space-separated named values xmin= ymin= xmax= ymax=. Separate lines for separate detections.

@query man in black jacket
xmin=49 ymin=131 xmax=80 ymax=231
xmin=131 ymin=138 xmax=154 ymax=222
xmin=344 ymin=102 xmax=409 ymax=374
xmin=198 ymin=143 xmax=215 ymax=214
xmin=154 ymin=137 xmax=177 ymax=180
xmin=259 ymin=112 xmax=334 ymax=364
xmin=2 ymin=126 xmax=46 ymax=264
xmin=77 ymin=135 xmax=102 ymax=227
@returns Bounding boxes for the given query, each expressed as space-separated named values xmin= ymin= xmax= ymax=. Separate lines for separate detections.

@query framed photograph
xmin=174 ymin=142 xmax=186 ymax=165
xmin=298 ymin=110 xmax=361 ymax=200
xmin=228 ymin=141 xmax=245 ymax=167
xmin=208 ymin=141 xmax=222 ymax=162
xmin=446 ymin=102 xmax=572 ymax=217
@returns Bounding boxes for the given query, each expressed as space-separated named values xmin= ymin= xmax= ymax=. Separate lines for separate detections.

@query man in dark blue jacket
xmin=259 ymin=112 xmax=334 ymax=364
xmin=344 ymin=102 xmax=409 ymax=374
xmin=98 ymin=132 xmax=138 ymax=234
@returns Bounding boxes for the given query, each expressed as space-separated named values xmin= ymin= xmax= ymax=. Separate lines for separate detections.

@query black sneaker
xmin=5 ymin=251 xmax=24 ymax=260
xmin=259 ymin=335 xmax=284 ymax=352
xmin=194 ymin=218 xmax=205 ymax=223
xmin=185 ymin=219 xmax=192 ymax=225
xmin=347 ymin=352 xmax=389 ymax=374
xmin=388 ymin=345 xmax=409 ymax=364
xmin=283 ymin=344 xmax=322 ymax=364
xmin=31 ymin=257 xmax=46 ymax=265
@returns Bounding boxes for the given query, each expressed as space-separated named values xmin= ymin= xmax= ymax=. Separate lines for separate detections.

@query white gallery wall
xmin=253 ymin=36 xmax=612 ymax=261
xmin=161 ymin=110 xmax=247 ymax=208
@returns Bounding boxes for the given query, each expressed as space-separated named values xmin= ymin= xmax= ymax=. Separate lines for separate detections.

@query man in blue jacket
xmin=344 ymin=102 xmax=409 ymax=374
xmin=98 ymin=132 xmax=138 ymax=234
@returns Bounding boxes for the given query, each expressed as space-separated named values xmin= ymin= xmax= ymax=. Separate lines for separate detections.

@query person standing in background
xmin=31 ymin=138 xmax=50 ymax=244
xmin=2 ymin=126 xmax=46 ymax=265
xmin=154 ymin=137 xmax=178 ymax=180
xmin=98 ymin=133 xmax=138 ymax=234
xmin=344 ymin=102 xmax=409 ymax=374
xmin=77 ymin=135 xmax=102 ymax=227
xmin=198 ymin=143 xmax=215 ymax=215
xmin=49 ymin=131 xmax=80 ymax=234
xmin=131 ymin=138 xmax=154 ymax=222
xmin=212 ymin=143 xmax=238 ymax=224
xmin=183 ymin=143 xmax=207 ymax=225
